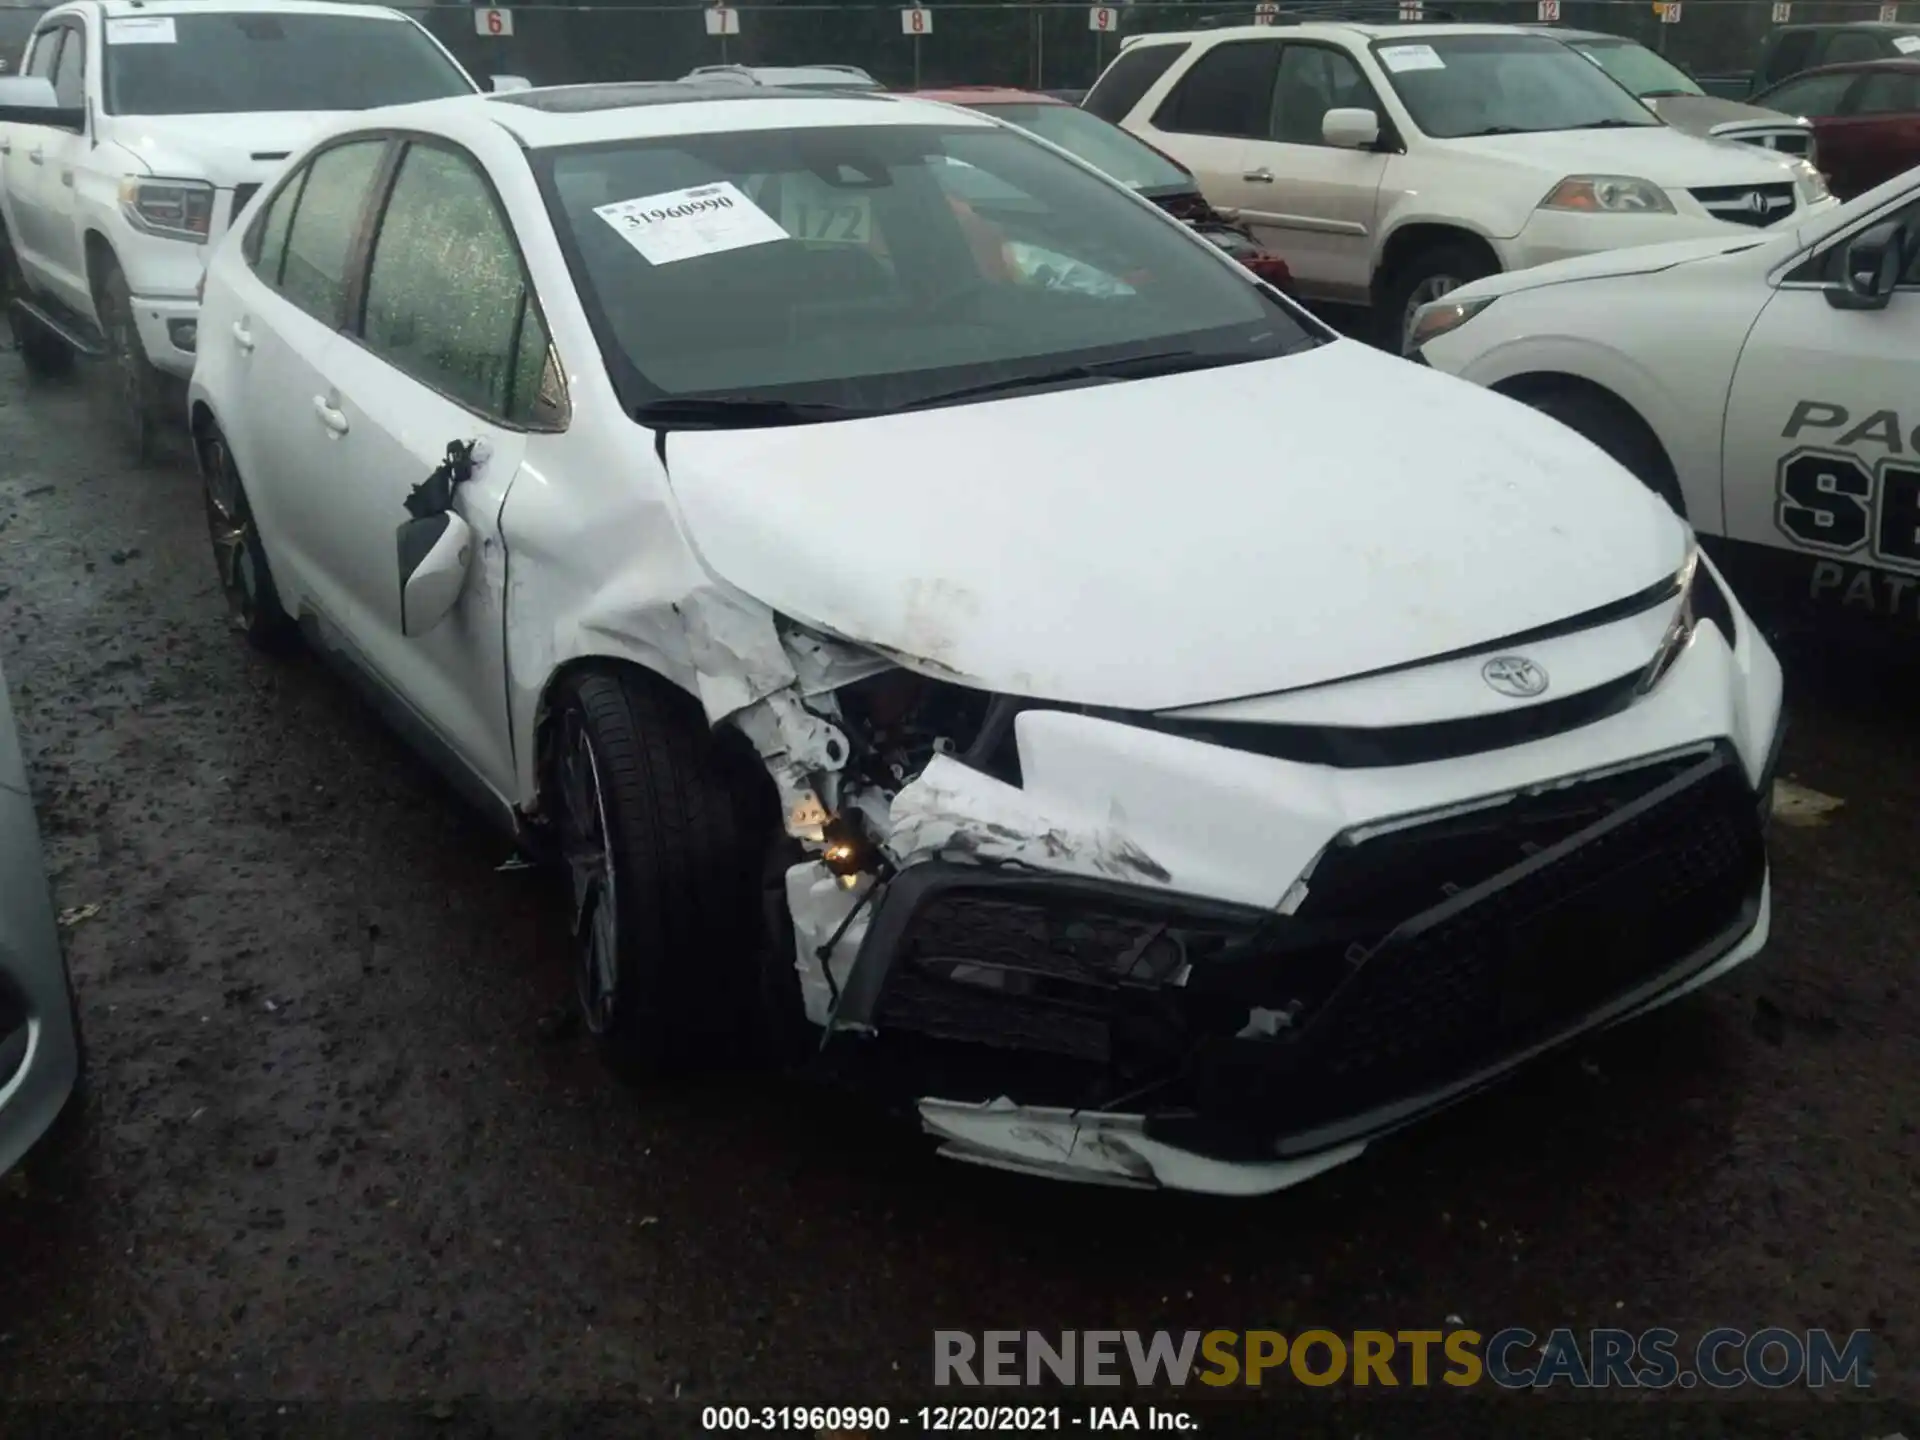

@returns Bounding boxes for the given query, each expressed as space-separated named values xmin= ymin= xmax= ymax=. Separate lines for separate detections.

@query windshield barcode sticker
xmin=594 ymin=181 xmax=788 ymax=266
xmin=1378 ymin=43 xmax=1445 ymax=72
xmin=106 ymin=16 xmax=176 ymax=44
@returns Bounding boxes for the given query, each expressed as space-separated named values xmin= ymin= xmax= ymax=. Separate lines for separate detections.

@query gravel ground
xmin=0 ymin=347 xmax=1915 ymax=1433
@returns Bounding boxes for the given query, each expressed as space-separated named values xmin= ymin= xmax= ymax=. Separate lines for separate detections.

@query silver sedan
xmin=0 ymin=656 xmax=80 ymax=1176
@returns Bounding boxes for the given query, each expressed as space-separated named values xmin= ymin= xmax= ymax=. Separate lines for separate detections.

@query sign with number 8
xmin=901 ymin=7 xmax=932 ymax=33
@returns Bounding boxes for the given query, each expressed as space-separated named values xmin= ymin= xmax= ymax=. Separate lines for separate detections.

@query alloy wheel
xmin=201 ymin=434 xmax=259 ymax=625
xmin=1401 ymin=273 xmax=1462 ymax=351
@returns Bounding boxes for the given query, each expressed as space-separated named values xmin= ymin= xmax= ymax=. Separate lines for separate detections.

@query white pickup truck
xmin=0 ymin=0 xmax=520 ymax=461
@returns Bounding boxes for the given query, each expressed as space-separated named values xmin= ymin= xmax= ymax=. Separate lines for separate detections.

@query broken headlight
xmin=1637 ymin=547 xmax=1736 ymax=695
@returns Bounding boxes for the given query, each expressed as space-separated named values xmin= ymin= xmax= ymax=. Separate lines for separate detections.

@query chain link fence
xmin=0 ymin=0 xmax=1914 ymax=93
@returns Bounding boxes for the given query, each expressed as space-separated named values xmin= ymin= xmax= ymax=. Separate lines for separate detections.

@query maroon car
xmin=910 ymin=86 xmax=1296 ymax=294
xmin=1752 ymin=57 xmax=1920 ymax=200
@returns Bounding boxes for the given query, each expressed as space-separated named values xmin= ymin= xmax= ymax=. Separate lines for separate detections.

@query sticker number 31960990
xmin=594 ymin=181 xmax=790 ymax=266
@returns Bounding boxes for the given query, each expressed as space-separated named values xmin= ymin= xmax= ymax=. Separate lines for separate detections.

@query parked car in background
xmin=1696 ymin=21 xmax=1920 ymax=102
xmin=1411 ymin=163 xmax=1920 ymax=633
xmin=912 ymin=85 xmax=1295 ymax=291
xmin=1087 ymin=22 xmax=1835 ymax=345
xmin=1752 ymin=59 xmax=1920 ymax=201
xmin=0 ymin=656 xmax=82 ymax=1179
xmin=189 ymin=81 xmax=1781 ymax=1194
xmin=682 ymin=64 xmax=882 ymax=91
xmin=0 ymin=0 xmax=500 ymax=464
xmin=1533 ymin=27 xmax=1815 ymax=164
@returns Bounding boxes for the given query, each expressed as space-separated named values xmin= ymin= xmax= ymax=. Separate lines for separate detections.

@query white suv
xmin=0 ymin=0 xmax=498 ymax=460
xmin=1086 ymin=21 xmax=1837 ymax=343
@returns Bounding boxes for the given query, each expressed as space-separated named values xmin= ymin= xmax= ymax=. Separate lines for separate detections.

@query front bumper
xmin=128 ymin=290 xmax=201 ymax=380
xmin=793 ymin=581 xmax=1783 ymax=1193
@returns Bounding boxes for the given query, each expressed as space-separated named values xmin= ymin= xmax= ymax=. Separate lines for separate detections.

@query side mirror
xmin=396 ymin=510 xmax=473 ymax=637
xmin=1825 ymin=218 xmax=1907 ymax=311
xmin=0 ymin=75 xmax=83 ymax=132
xmin=489 ymin=75 xmax=532 ymax=93
xmin=1322 ymin=107 xmax=1381 ymax=150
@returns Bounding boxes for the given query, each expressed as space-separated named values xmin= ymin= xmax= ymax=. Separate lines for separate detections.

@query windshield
xmin=967 ymin=102 xmax=1194 ymax=192
xmin=1567 ymin=37 xmax=1703 ymax=98
xmin=1373 ymin=33 xmax=1664 ymax=138
xmin=102 ymin=12 xmax=474 ymax=116
xmin=538 ymin=123 xmax=1315 ymax=420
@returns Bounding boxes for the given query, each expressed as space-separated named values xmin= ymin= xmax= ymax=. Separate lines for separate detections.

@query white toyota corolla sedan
xmin=188 ymin=81 xmax=1785 ymax=1195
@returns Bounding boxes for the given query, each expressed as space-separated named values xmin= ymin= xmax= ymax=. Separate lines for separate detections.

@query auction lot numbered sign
xmin=1771 ymin=1 xmax=1790 ymax=19
xmin=1657 ymin=1 xmax=1682 ymax=23
xmin=902 ymin=6 xmax=933 ymax=33
xmin=475 ymin=7 xmax=512 ymax=36
xmin=1536 ymin=0 xmax=1560 ymax=21
xmin=1089 ymin=5 xmax=1117 ymax=30
xmin=1253 ymin=1 xmax=1279 ymax=22
xmin=1881 ymin=3 xmax=1900 ymax=20
xmin=705 ymin=5 xmax=740 ymax=34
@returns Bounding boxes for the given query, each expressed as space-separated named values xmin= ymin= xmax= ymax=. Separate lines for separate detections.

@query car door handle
xmin=0 ymin=138 xmax=11 ymax=155
xmin=231 ymin=320 xmax=255 ymax=352
xmin=1243 ymin=167 xmax=1274 ymax=183
xmin=60 ymin=169 xmax=72 ymax=188
xmin=26 ymin=147 xmax=43 ymax=165
xmin=313 ymin=395 xmax=349 ymax=435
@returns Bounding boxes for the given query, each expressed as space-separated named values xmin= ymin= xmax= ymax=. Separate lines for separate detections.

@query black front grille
xmin=1690 ymin=181 xmax=1797 ymax=228
xmin=1176 ymin=747 xmax=1765 ymax=1148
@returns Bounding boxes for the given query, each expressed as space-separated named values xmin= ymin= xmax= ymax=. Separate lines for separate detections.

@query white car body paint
xmin=192 ymin=87 xmax=1785 ymax=1196
xmin=1096 ymin=22 xmax=1836 ymax=308
xmin=1418 ymin=164 xmax=1920 ymax=622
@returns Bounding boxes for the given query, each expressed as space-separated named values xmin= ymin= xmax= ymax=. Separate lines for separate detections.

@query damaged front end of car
xmin=716 ymin=603 xmax=1772 ymax=1196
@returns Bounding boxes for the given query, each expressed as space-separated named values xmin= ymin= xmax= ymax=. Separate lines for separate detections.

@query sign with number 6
xmin=475 ymin=7 xmax=512 ymax=36
xmin=901 ymin=7 xmax=933 ymax=33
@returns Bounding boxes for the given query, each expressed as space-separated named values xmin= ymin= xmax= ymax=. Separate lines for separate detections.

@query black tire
xmin=0 ymin=232 xmax=74 ymax=380
xmin=549 ymin=668 xmax=773 ymax=1078
xmin=199 ymin=421 xmax=297 ymax=651
xmin=95 ymin=258 xmax=169 ymax=465
xmin=1378 ymin=241 xmax=1498 ymax=352
xmin=1519 ymin=383 xmax=1686 ymax=518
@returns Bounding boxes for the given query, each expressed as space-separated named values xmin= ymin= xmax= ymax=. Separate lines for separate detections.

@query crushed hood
xmin=1444 ymin=123 xmax=1804 ymax=187
xmin=661 ymin=341 xmax=1688 ymax=712
xmin=107 ymin=111 xmax=344 ymax=187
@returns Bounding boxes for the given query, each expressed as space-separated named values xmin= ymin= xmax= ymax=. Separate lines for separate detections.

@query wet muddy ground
xmin=0 ymin=347 xmax=1915 ymax=1430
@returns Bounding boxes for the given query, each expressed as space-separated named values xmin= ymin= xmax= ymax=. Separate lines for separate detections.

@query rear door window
xmin=277 ymin=138 xmax=389 ymax=328
xmin=1763 ymin=70 xmax=1860 ymax=115
xmin=1084 ymin=42 xmax=1187 ymax=123
xmin=1849 ymin=69 xmax=1920 ymax=113
xmin=1152 ymin=39 xmax=1282 ymax=138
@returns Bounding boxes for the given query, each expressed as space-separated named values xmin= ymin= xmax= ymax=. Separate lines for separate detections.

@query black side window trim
xmin=344 ymin=131 xmax=565 ymax=432
xmin=246 ymin=136 xmax=384 ymax=312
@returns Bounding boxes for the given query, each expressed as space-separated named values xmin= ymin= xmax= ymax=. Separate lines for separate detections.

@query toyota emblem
xmin=1482 ymin=656 xmax=1549 ymax=698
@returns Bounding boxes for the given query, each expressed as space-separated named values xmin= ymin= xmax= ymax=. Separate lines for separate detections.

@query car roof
xmin=463 ymin=83 xmax=994 ymax=149
xmin=1770 ymin=55 xmax=1920 ymax=78
xmin=76 ymin=0 xmax=417 ymax=17
xmin=910 ymin=86 xmax=1061 ymax=105
xmin=1520 ymin=25 xmax=1635 ymax=42
xmin=1134 ymin=20 xmax=1563 ymax=43
xmin=1777 ymin=18 xmax=1920 ymax=29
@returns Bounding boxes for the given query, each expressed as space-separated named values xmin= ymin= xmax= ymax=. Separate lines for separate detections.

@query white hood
xmin=107 ymin=111 xmax=345 ymax=187
xmin=662 ymin=342 xmax=1689 ymax=712
xmin=1452 ymin=231 xmax=1779 ymax=301
xmin=1445 ymin=123 xmax=1804 ymax=188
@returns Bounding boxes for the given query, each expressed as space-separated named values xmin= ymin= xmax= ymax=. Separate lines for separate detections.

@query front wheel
xmin=95 ymin=259 xmax=170 ymax=464
xmin=1379 ymin=242 xmax=1498 ymax=353
xmin=548 ymin=669 xmax=771 ymax=1079
xmin=1517 ymin=382 xmax=1687 ymax=518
